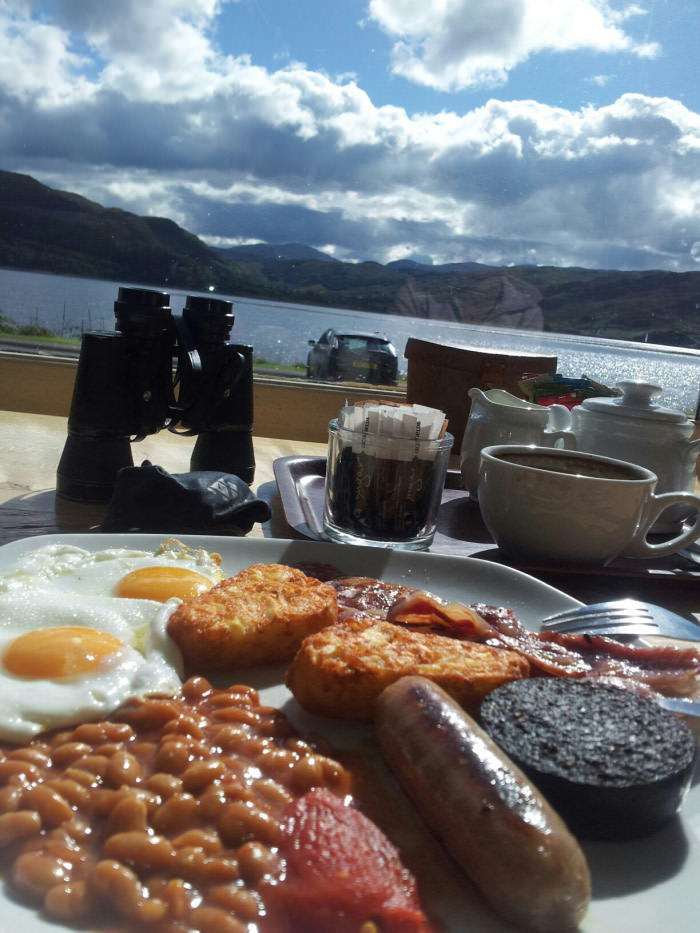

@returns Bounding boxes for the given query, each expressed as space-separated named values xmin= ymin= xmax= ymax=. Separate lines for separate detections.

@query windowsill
xmin=0 ymin=349 xmax=406 ymax=444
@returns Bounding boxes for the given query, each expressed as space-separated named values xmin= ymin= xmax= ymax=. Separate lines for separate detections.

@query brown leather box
xmin=404 ymin=337 xmax=557 ymax=451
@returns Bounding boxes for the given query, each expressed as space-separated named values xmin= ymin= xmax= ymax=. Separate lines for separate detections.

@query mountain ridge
xmin=214 ymin=242 xmax=339 ymax=263
xmin=1 ymin=169 xmax=699 ymax=347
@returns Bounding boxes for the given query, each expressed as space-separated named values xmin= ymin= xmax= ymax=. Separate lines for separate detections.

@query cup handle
xmin=624 ymin=492 xmax=700 ymax=558
xmin=544 ymin=429 xmax=577 ymax=451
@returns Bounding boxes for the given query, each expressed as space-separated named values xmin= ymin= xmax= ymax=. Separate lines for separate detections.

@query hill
xmin=0 ymin=170 xmax=264 ymax=295
xmin=1 ymin=169 xmax=699 ymax=347
xmin=513 ymin=265 xmax=700 ymax=346
xmin=214 ymin=242 xmax=338 ymax=263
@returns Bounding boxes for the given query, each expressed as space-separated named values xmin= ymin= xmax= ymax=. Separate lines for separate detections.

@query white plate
xmin=0 ymin=533 xmax=697 ymax=933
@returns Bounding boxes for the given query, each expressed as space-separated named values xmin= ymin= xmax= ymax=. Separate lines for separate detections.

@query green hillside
xmin=515 ymin=266 xmax=700 ymax=346
xmin=1 ymin=169 xmax=699 ymax=348
xmin=0 ymin=170 xmax=263 ymax=295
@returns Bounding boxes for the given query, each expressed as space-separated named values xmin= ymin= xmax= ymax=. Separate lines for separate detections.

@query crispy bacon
xmin=387 ymin=592 xmax=496 ymax=640
xmin=540 ymin=631 xmax=700 ymax=700
xmin=292 ymin=562 xmax=346 ymax=583
xmin=389 ymin=592 xmax=591 ymax=677
xmin=339 ymin=582 xmax=700 ymax=704
xmin=330 ymin=576 xmax=416 ymax=621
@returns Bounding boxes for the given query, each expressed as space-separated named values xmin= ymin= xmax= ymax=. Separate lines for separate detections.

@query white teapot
xmin=460 ymin=387 xmax=576 ymax=498
xmin=571 ymin=380 xmax=700 ymax=533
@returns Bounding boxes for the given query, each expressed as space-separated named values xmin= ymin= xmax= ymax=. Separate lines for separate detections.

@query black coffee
xmin=497 ymin=451 xmax=642 ymax=481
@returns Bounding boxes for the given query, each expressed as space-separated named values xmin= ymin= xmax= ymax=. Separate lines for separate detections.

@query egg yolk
xmin=3 ymin=626 xmax=125 ymax=678
xmin=114 ymin=566 xmax=213 ymax=602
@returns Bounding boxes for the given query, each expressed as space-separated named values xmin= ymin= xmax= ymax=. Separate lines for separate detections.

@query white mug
xmin=477 ymin=445 xmax=700 ymax=565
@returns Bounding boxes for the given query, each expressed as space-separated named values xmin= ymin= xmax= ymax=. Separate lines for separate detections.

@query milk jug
xmin=460 ymin=387 xmax=576 ymax=498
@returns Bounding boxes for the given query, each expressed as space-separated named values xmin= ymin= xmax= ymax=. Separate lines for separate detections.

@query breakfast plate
xmin=0 ymin=533 xmax=697 ymax=933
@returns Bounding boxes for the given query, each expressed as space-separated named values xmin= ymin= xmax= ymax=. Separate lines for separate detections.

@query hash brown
xmin=166 ymin=562 xmax=338 ymax=671
xmin=286 ymin=616 xmax=530 ymax=720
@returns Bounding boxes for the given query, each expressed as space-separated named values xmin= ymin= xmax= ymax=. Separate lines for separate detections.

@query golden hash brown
xmin=286 ymin=617 xmax=530 ymax=720
xmin=166 ymin=563 xmax=338 ymax=671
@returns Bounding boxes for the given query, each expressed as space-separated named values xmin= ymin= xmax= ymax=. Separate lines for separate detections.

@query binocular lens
xmin=115 ymin=287 xmax=173 ymax=338
xmin=183 ymin=295 xmax=235 ymax=344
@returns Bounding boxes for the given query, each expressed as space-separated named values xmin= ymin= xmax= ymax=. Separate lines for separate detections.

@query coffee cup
xmin=477 ymin=444 xmax=700 ymax=565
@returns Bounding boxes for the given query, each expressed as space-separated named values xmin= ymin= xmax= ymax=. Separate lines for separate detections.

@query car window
xmin=340 ymin=337 xmax=370 ymax=352
xmin=337 ymin=336 xmax=393 ymax=352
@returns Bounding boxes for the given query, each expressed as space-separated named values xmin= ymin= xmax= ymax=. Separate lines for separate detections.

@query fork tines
xmin=542 ymin=599 xmax=651 ymax=627
xmin=540 ymin=598 xmax=700 ymax=641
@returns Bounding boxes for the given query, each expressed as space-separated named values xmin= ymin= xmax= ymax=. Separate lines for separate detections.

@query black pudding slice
xmin=480 ymin=679 xmax=697 ymax=841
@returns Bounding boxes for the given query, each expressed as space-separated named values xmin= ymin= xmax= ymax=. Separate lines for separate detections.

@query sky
xmin=2 ymin=0 xmax=700 ymax=271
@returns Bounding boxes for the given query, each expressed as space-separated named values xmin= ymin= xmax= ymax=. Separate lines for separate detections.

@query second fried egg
xmin=0 ymin=538 xmax=224 ymax=601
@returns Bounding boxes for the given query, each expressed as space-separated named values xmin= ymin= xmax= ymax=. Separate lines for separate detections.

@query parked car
xmin=306 ymin=329 xmax=399 ymax=385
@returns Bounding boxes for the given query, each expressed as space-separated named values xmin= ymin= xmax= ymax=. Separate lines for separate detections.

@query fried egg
xmin=0 ymin=590 xmax=183 ymax=743
xmin=0 ymin=538 xmax=224 ymax=600
xmin=0 ymin=539 xmax=224 ymax=743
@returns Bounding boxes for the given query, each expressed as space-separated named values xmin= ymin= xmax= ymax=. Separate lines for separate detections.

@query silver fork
xmin=540 ymin=599 xmax=700 ymax=641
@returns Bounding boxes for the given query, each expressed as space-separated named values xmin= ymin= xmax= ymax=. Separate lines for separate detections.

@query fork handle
xmin=623 ymin=492 xmax=700 ymax=560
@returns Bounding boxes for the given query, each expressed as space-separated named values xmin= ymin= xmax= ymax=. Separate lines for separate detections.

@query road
xmin=0 ymin=337 xmax=80 ymax=358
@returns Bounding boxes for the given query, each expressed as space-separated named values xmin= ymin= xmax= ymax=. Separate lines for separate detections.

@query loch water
xmin=1 ymin=267 xmax=699 ymax=415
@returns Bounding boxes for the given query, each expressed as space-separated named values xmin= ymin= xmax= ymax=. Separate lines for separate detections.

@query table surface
xmin=1 ymin=409 xmax=699 ymax=620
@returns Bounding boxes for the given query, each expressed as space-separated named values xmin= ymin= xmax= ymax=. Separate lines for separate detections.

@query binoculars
xmin=57 ymin=286 xmax=255 ymax=502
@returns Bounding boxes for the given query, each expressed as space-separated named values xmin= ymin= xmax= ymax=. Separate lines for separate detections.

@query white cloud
xmin=588 ymin=74 xmax=615 ymax=87
xmin=4 ymin=0 xmax=243 ymax=103
xmin=0 ymin=2 xmax=95 ymax=106
xmin=367 ymin=0 xmax=658 ymax=91
xmin=0 ymin=1 xmax=698 ymax=272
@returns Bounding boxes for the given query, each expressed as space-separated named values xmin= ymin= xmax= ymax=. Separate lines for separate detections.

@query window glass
xmin=0 ymin=2 xmax=698 ymax=408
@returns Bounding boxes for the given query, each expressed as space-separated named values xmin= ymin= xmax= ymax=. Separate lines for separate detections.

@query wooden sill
xmin=0 ymin=350 xmax=406 ymax=444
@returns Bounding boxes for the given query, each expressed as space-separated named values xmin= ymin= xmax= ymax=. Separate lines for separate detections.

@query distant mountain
xmin=215 ymin=242 xmax=339 ymax=263
xmin=387 ymin=258 xmax=488 ymax=273
xmin=1 ymin=169 xmax=699 ymax=348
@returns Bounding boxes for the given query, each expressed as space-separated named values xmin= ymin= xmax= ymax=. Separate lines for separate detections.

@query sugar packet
xmin=325 ymin=401 xmax=451 ymax=542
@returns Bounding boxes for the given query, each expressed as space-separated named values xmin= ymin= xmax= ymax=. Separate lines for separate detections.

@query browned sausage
xmin=375 ymin=676 xmax=591 ymax=931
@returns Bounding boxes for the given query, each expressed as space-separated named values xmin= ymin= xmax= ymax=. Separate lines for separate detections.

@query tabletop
xmin=1 ymin=409 xmax=699 ymax=620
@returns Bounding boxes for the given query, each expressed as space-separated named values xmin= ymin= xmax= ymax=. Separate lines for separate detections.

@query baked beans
xmin=0 ymin=677 xmax=353 ymax=932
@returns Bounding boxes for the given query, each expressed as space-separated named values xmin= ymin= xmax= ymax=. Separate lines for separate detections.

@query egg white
xmin=0 ymin=541 xmax=222 ymax=743
xmin=0 ymin=591 xmax=184 ymax=743
xmin=0 ymin=540 xmax=225 ymax=743
xmin=0 ymin=540 xmax=224 ymax=596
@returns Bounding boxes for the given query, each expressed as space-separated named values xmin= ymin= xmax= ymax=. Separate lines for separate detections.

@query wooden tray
xmin=273 ymin=455 xmax=700 ymax=580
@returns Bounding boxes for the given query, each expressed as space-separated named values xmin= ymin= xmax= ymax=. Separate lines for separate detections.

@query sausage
xmin=375 ymin=676 xmax=591 ymax=932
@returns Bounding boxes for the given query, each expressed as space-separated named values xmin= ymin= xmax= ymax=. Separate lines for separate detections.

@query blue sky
xmin=221 ymin=0 xmax=698 ymax=113
xmin=2 ymin=0 xmax=700 ymax=271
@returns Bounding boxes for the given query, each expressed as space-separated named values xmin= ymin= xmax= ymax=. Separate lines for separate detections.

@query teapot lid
xmin=579 ymin=380 xmax=687 ymax=423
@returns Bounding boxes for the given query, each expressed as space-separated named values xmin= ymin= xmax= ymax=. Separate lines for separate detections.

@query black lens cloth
xmin=100 ymin=461 xmax=271 ymax=533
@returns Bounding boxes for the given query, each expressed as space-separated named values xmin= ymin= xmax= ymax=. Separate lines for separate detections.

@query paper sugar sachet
xmin=337 ymin=400 xmax=447 ymax=459
xmin=324 ymin=401 xmax=452 ymax=548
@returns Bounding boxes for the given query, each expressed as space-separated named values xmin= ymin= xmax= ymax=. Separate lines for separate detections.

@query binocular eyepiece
xmin=57 ymin=286 xmax=255 ymax=503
